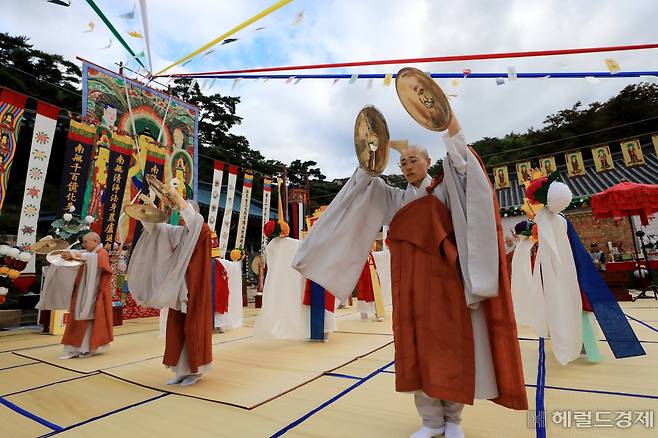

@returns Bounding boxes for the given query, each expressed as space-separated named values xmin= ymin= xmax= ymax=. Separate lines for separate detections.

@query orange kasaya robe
xmin=355 ymin=255 xmax=376 ymax=303
xmin=61 ymin=248 xmax=114 ymax=351
xmin=163 ymin=223 xmax=213 ymax=374
xmin=387 ymin=191 xmax=528 ymax=410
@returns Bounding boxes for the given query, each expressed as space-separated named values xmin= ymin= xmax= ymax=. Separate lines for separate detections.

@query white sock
xmin=410 ymin=425 xmax=445 ymax=438
xmin=166 ymin=375 xmax=188 ymax=385
xmin=445 ymin=422 xmax=464 ymax=438
xmin=59 ymin=353 xmax=79 ymax=360
xmin=180 ymin=374 xmax=202 ymax=386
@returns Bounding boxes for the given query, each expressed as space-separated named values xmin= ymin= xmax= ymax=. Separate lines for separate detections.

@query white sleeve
xmin=179 ymin=202 xmax=199 ymax=232
xmin=444 ymin=130 xmax=469 ymax=175
xmin=141 ymin=221 xmax=156 ymax=233
xmin=355 ymin=167 xmax=404 ymax=225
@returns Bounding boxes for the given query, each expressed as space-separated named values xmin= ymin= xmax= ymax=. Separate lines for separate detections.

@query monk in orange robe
xmin=127 ymin=188 xmax=212 ymax=387
xmin=60 ymin=232 xmax=113 ymax=359
xmin=294 ymin=114 xmax=527 ymax=438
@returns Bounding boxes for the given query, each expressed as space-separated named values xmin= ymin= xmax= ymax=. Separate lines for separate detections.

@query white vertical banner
xmin=234 ymin=172 xmax=253 ymax=250
xmin=207 ymin=160 xmax=224 ymax=231
xmin=16 ymin=101 xmax=60 ymax=273
xmin=218 ymin=165 xmax=238 ymax=258
xmin=261 ymin=177 xmax=272 ymax=250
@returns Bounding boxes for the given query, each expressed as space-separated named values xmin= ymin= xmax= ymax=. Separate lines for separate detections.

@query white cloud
xmin=2 ymin=0 xmax=657 ymax=179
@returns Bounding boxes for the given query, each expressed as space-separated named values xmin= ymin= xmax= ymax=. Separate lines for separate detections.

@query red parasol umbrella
xmin=591 ymin=180 xmax=658 ymax=299
xmin=590 ymin=181 xmax=658 ymax=226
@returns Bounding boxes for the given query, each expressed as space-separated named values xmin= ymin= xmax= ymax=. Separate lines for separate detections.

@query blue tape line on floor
xmin=39 ymin=393 xmax=169 ymax=437
xmin=324 ymin=372 xmax=361 ymax=380
xmin=625 ymin=314 xmax=658 ymax=333
xmin=0 ymin=395 xmax=63 ymax=431
xmin=526 ymin=384 xmax=658 ymax=400
xmin=270 ymin=360 xmax=395 ymax=437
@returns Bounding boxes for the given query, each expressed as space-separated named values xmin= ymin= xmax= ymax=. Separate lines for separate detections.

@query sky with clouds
xmin=2 ymin=0 xmax=657 ymax=179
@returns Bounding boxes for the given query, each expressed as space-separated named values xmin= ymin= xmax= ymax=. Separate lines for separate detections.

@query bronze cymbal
xmin=354 ymin=106 xmax=390 ymax=176
xmin=32 ymin=238 xmax=70 ymax=255
xmin=145 ymin=174 xmax=176 ymax=208
xmin=46 ymin=249 xmax=83 ymax=267
xmin=124 ymin=203 xmax=168 ymax=223
xmin=395 ymin=67 xmax=452 ymax=131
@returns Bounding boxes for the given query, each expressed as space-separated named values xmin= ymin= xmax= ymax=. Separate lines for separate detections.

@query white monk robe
xmin=254 ymin=237 xmax=336 ymax=339
xmin=128 ymin=203 xmax=213 ymax=378
xmin=293 ymin=130 xmax=501 ymax=400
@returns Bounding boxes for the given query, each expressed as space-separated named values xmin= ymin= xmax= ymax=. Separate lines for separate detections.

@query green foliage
xmin=473 ymin=83 xmax=658 ymax=166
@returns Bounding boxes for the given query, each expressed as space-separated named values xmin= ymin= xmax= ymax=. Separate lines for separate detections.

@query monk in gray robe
xmin=127 ymin=188 xmax=212 ymax=387
xmin=59 ymin=232 xmax=113 ymax=359
xmin=293 ymin=115 xmax=527 ymax=438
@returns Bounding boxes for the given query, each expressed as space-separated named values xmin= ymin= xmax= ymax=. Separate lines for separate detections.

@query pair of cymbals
xmin=354 ymin=68 xmax=452 ymax=175
xmin=32 ymin=238 xmax=70 ymax=255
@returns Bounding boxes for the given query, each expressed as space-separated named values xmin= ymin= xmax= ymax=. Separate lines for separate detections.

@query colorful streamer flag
xmin=203 ymin=49 xmax=216 ymax=57
xmin=234 ymin=172 xmax=253 ymax=250
xmin=85 ymin=0 xmax=145 ymax=67
xmin=232 ymin=78 xmax=241 ymax=89
xmin=155 ymin=0 xmax=293 ymax=76
xmin=383 ymin=73 xmax=393 ymax=86
xmin=98 ymin=39 xmax=112 ymax=50
xmin=218 ymin=165 xmax=238 ymax=258
xmin=495 ymin=77 xmax=505 ymax=86
xmin=292 ymin=10 xmax=304 ymax=26
xmin=16 ymin=101 xmax=59 ymax=272
xmin=507 ymin=66 xmax=518 ymax=80
xmin=99 ymin=133 xmax=132 ymax=247
xmin=450 ymin=79 xmax=460 ymax=87
xmin=294 ymin=77 xmax=302 ymax=85
xmin=207 ymin=160 xmax=225 ymax=231
xmin=222 ymin=38 xmax=238 ymax=45
xmin=462 ymin=69 xmax=472 ymax=77
xmin=349 ymin=74 xmax=358 ymax=84
xmin=128 ymin=30 xmax=144 ymax=38
xmin=605 ymin=58 xmax=621 ymax=74
xmin=47 ymin=0 xmax=71 ymax=6
xmin=84 ymin=22 xmax=96 ymax=32
xmin=58 ymin=120 xmax=96 ymax=215
xmin=0 ymin=88 xmax=27 ymax=211
xmin=118 ymin=3 xmax=136 ymax=19
xmin=261 ymin=177 xmax=272 ymax=250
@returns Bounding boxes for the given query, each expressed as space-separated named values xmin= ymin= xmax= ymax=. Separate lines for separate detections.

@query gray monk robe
xmin=128 ymin=203 xmax=213 ymax=375
xmin=293 ymin=131 xmax=527 ymax=409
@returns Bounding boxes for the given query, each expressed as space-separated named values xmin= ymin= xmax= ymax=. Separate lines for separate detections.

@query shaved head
xmin=82 ymin=232 xmax=101 ymax=252
xmin=400 ymin=145 xmax=430 ymax=161
xmin=84 ymin=232 xmax=100 ymax=243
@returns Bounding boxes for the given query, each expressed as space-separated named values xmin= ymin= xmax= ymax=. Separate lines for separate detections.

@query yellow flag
xmin=128 ymin=30 xmax=144 ymax=38
xmin=605 ymin=58 xmax=621 ymax=74
xmin=383 ymin=73 xmax=393 ymax=86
